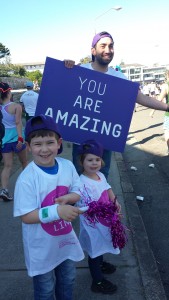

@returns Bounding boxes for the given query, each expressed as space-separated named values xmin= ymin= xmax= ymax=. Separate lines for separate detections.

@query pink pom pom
xmin=84 ymin=197 xmax=128 ymax=249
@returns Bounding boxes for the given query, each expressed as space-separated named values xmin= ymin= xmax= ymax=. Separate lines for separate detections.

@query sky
xmin=1 ymin=0 xmax=169 ymax=67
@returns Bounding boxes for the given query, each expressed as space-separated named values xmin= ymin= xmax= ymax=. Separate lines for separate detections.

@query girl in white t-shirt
xmin=77 ymin=140 xmax=126 ymax=295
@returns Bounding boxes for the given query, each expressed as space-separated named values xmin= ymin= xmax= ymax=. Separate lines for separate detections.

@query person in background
xmin=14 ymin=114 xmax=84 ymax=300
xmin=33 ymin=80 xmax=39 ymax=90
xmin=158 ymin=70 xmax=169 ymax=155
xmin=149 ymin=81 xmax=156 ymax=97
xmin=0 ymin=82 xmax=27 ymax=201
xmin=0 ymin=110 xmax=5 ymax=161
xmin=149 ymin=82 xmax=161 ymax=117
xmin=64 ymin=31 xmax=169 ymax=179
xmin=76 ymin=139 xmax=122 ymax=295
xmin=142 ymin=82 xmax=150 ymax=96
xmin=20 ymin=81 xmax=39 ymax=121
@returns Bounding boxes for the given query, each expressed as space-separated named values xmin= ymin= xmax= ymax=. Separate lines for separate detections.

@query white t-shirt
xmin=14 ymin=157 xmax=84 ymax=277
xmin=20 ymin=90 xmax=39 ymax=116
xmin=78 ymin=171 xmax=120 ymax=258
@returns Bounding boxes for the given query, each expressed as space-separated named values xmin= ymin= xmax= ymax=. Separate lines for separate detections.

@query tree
xmin=18 ymin=67 xmax=26 ymax=77
xmin=0 ymin=64 xmax=11 ymax=76
xmin=0 ymin=43 xmax=10 ymax=59
xmin=12 ymin=65 xmax=26 ymax=76
xmin=79 ymin=56 xmax=91 ymax=64
xmin=26 ymin=70 xmax=43 ymax=85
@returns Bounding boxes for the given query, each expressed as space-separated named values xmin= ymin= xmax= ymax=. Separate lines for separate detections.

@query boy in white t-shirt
xmin=14 ymin=114 xmax=84 ymax=300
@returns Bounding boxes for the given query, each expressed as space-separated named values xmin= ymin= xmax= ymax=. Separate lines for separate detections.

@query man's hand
xmin=57 ymin=205 xmax=82 ymax=222
xmin=64 ymin=59 xmax=75 ymax=68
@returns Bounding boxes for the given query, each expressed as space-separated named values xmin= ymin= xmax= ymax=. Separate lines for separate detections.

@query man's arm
xmin=136 ymin=90 xmax=169 ymax=111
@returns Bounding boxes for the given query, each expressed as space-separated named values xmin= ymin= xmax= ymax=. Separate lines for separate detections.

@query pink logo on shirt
xmin=41 ymin=186 xmax=72 ymax=236
xmin=97 ymin=190 xmax=112 ymax=227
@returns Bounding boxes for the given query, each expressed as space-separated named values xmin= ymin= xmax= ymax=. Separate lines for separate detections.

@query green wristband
xmin=39 ymin=204 xmax=60 ymax=223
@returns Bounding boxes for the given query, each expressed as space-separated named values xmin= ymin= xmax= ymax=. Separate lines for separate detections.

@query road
xmin=122 ymin=104 xmax=169 ymax=298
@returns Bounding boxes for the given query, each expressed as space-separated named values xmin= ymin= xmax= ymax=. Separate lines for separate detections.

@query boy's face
xmin=28 ymin=134 xmax=62 ymax=167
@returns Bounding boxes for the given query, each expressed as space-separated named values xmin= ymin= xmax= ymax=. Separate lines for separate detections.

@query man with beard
xmin=66 ymin=31 xmax=169 ymax=179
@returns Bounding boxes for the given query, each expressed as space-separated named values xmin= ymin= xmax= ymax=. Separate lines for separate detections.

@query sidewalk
xmin=0 ymin=141 xmax=166 ymax=300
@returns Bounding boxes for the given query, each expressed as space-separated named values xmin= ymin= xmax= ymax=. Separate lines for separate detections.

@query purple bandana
xmin=92 ymin=32 xmax=113 ymax=48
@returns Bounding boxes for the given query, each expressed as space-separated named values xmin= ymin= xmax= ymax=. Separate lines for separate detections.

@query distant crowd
xmin=140 ymin=81 xmax=166 ymax=102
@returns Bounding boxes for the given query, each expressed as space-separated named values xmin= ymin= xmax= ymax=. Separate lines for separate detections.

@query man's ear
xmin=91 ymin=48 xmax=96 ymax=57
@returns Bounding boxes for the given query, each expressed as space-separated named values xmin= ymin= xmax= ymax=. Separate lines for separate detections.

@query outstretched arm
xmin=136 ymin=90 xmax=169 ymax=111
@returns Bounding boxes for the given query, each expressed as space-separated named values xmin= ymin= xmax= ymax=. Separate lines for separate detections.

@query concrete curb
xmin=115 ymin=152 xmax=167 ymax=300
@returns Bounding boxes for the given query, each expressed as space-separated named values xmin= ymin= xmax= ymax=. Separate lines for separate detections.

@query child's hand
xmin=57 ymin=205 xmax=83 ymax=222
xmin=16 ymin=141 xmax=25 ymax=150
xmin=116 ymin=201 xmax=121 ymax=213
xmin=112 ymin=198 xmax=121 ymax=213
xmin=55 ymin=196 xmax=68 ymax=205
xmin=64 ymin=59 xmax=75 ymax=68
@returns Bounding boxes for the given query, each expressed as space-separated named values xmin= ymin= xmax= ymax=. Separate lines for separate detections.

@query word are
xmin=73 ymin=95 xmax=103 ymax=113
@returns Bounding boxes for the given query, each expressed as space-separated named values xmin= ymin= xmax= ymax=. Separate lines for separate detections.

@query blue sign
xmin=35 ymin=57 xmax=139 ymax=152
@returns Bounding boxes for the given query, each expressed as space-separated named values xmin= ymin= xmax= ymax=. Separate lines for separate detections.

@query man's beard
xmin=96 ymin=54 xmax=113 ymax=65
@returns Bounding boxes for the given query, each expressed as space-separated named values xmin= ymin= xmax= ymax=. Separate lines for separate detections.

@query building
xmin=19 ymin=62 xmax=45 ymax=73
xmin=120 ymin=63 xmax=169 ymax=83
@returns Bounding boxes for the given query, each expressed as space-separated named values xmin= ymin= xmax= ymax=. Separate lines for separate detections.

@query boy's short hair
xmin=25 ymin=115 xmax=63 ymax=154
